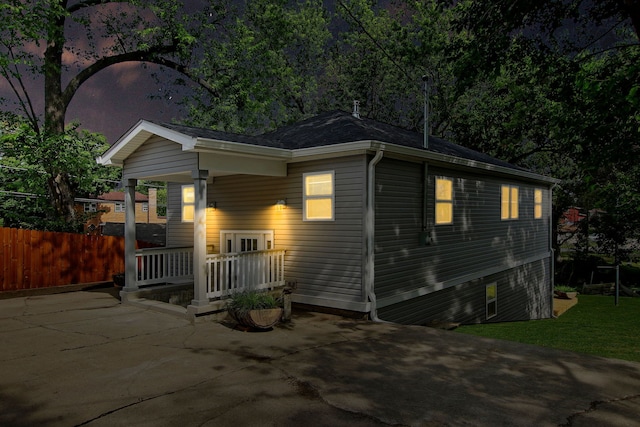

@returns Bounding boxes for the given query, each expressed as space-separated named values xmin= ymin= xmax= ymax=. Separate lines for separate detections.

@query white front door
xmin=221 ymin=230 xmax=274 ymax=253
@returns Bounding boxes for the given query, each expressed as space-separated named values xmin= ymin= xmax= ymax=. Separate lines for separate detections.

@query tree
xmin=0 ymin=112 xmax=120 ymax=230
xmin=0 ymin=0 xmax=225 ymax=223
xmin=183 ymin=0 xmax=331 ymax=133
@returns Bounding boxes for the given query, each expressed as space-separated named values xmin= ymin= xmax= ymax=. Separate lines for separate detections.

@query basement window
xmin=435 ymin=177 xmax=453 ymax=225
xmin=486 ymin=283 xmax=497 ymax=319
xmin=501 ymin=185 xmax=519 ymax=220
xmin=303 ymin=171 xmax=334 ymax=221
xmin=182 ymin=185 xmax=194 ymax=223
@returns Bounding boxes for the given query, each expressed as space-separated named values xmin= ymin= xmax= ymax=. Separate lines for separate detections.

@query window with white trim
xmin=142 ymin=203 xmax=149 ymax=212
xmin=534 ymin=189 xmax=543 ymax=219
xmin=486 ymin=283 xmax=497 ymax=319
xmin=435 ymin=177 xmax=453 ymax=225
xmin=182 ymin=185 xmax=194 ymax=223
xmin=84 ymin=202 xmax=97 ymax=213
xmin=500 ymin=185 xmax=519 ymax=220
xmin=115 ymin=202 xmax=125 ymax=213
xmin=303 ymin=171 xmax=334 ymax=221
xmin=220 ymin=230 xmax=274 ymax=253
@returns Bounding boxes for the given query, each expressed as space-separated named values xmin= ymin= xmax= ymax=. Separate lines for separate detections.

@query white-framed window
xmin=486 ymin=283 xmax=497 ymax=319
xmin=501 ymin=185 xmax=519 ymax=220
xmin=142 ymin=202 xmax=149 ymax=212
xmin=435 ymin=177 xmax=453 ymax=225
xmin=181 ymin=185 xmax=195 ymax=223
xmin=303 ymin=171 xmax=334 ymax=221
xmin=84 ymin=202 xmax=97 ymax=213
xmin=534 ymin=189 xmax=543 ymax=219
xmin=115 ymin=202 xmax=125 ymax=213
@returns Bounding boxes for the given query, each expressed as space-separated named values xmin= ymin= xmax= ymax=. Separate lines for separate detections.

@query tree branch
xmin=62 ymin=45 xmax=219 ymax=108
xmin=0 ymin=43 xmax=41 ymax=134
xmin=67 ymin=0 xmax=119 ymax=14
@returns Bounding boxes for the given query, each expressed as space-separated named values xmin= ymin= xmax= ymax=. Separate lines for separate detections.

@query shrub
xmin=227 ymin=290 xmax=281 ymax=315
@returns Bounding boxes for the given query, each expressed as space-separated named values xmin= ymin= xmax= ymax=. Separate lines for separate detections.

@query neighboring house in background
xmin=97 ymin=110 xmax=559 ymax=324
xmin=76 ymin=189 xmax=166 ymax=246
xmin=76 ymin=188 xmax=165 ymax=233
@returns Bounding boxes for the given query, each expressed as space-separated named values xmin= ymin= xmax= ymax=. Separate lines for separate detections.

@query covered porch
xmin=97 ymin=121 xmax=291 ymax=318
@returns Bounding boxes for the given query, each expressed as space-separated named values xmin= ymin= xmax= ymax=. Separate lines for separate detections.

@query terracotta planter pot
xmin=229 ymin=307 xmax=283 ymax=329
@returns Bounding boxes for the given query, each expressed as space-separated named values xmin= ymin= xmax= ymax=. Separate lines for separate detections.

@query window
xmin=115 ymin=202 xmax=125 ymax=213
xmin=182 ymin=185 xmax=194 ymax=222
xmin=303 ymin=171 xmax=334 ymax=221
xmin=84 ymin=202 xmax=97 ymax=213
xmin=534 ymin=189 xmax=543 ymax=219
xmin=486 ymin=283 xmax=497 ymax=319
xmin=221 ymin=230 xmax=274 ymax=253
xmin=142 ymin=203 xmax=149 ymax=213
xmin=435 ymin=177 xmax=453 ymax=225
xmin=501 ymin=185 xmax=519 ymax=220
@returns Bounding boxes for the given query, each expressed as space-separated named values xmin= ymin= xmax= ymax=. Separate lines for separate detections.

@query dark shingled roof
xmin=264 ymin=110 xmax=523 ymax=171
xmin=161 ymin=110 xmax=523 ymax=171
xmin=159 ymin=122 xmax=286 ymax=148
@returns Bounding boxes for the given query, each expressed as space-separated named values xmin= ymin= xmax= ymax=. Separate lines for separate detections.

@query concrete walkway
xmin=1 ymin=289 xmax=639 ymax=426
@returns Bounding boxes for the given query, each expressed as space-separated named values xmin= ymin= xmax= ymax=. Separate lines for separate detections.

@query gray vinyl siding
xmin=374 ymin=157 xmax=552 ymax=324
xmin=122 ymin=136 xmax=198 ymax=180
xmin=166 ymin=182 xmax=193 ymax=247
xmin=377 ymin=259 xmax=551 ymax=324
xmin=200 ymin=155 xmax=367 ymax=309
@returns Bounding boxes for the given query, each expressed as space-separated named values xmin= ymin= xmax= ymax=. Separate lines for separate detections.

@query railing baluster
xmin=135 ymin=248 xmax=285 ymax=297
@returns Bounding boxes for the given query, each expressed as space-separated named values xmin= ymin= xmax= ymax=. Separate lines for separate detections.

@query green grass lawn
xmin=456 ymin=295 xmax=640 ymax=363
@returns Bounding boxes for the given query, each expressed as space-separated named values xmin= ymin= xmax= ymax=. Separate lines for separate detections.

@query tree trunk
xmin=44 ymin=1 xmax=77 ymax=224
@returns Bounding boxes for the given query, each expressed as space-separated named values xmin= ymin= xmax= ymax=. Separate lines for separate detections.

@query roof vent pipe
xmin=352 ymin=100 xmax=360 ymax=119
xmin=422 ymin=75 xmax=429 ymax=149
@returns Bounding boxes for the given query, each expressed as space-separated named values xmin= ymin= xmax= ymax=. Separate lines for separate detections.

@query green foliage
xmin=185 ymin=0 xmax=331 ymax=133
xmin=227 ymin=290 xmax=282 ymax=314
xmin=0 ymin=113 xmax=120 ymax=231
xmin=457 ymin=295 xmax=640 ymax=362
xmin=554 ymin=285 xmax=577 ymax=293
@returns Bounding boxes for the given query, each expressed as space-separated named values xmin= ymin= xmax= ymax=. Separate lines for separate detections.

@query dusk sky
xmin=66 ymin=64 xmax=192 ymax=144
xmin=0 ymin=62 xmax=191 ymax=145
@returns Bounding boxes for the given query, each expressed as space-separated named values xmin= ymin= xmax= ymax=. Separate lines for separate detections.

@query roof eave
xmin=97 ymin=120 xmax=197 ymax=166
xmin=194 ymin=137 xmax=291 ymax=160
xmin=289 ymin=140 xmax=558 ymax=184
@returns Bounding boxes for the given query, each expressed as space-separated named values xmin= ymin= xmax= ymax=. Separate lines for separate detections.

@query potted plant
xmin=112 ymin=273 xmax=125 ymax=288
xmin=227 ymin=289 xmax=283 ymax=330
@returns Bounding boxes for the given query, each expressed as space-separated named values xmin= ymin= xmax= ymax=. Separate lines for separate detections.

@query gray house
xmin=98 ymin=110 xmax=559 ymax=324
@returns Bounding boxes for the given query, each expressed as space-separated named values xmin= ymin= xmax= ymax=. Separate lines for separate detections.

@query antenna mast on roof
xmin=352 ymin=100 xmax=360 ymax=119
xmin=422 ymin=75 xmax=429 ymax=149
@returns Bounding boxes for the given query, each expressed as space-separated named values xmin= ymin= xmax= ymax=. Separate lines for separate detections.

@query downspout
xmin=365 ymin=146 xmax=384 ymax=322
xmin=549 ymin=183 xmax=558 ymax=318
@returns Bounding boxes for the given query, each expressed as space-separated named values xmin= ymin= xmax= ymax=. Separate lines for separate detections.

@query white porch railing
xmin=135 ymin=247 xmax=194 ymax=286
xmin=206 ymin=249 xmax=286 ymax=299
xmin=135 ymin=247 xmax=286 ymax=299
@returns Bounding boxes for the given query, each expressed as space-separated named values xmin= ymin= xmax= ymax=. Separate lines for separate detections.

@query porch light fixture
xmin=208 ymin=201 xmax=217 ymax=210
xmin=276 ymin=199 xmax=287 ymax=210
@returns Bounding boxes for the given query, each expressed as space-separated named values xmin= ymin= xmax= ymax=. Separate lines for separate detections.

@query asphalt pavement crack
xmin=559 ymin=394 xmax=640 ymax=426
xmin=281 ymin=371 xmax=407 ymax=427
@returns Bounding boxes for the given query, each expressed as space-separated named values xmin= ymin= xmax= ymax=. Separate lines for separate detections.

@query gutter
xmin=365 ymin=146 xmax=385 ymax=322
xmin=550 ymin=182 xmax=559 ymax=318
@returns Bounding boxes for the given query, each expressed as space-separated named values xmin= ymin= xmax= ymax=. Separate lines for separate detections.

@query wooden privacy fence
xmin=0 ymin=227 xmax=126 ymax=292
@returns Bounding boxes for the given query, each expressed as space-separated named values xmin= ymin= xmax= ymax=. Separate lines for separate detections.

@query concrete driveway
xmin=1 ymin=289 xmax=639 ymax=426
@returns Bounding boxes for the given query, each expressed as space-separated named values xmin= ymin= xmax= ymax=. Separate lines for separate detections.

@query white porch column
xmin=123 ymin=179 xmax=138 ymax=292
xmin=190 ymin=170 xmax=209 ymax=307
